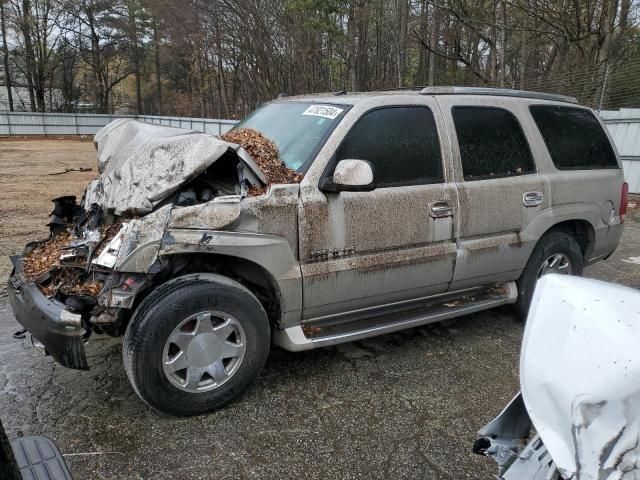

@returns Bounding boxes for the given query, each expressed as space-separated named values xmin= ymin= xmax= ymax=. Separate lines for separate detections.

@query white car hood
xmin=86 ymin=119 xmax=265 ymax=216
xmin=521 ymin=274 xmax=640 ymax=479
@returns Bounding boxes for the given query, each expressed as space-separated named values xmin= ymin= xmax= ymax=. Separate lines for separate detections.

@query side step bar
xmin=274 ymin=282 xmax=517 ymax=352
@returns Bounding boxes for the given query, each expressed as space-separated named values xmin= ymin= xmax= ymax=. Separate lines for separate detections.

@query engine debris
xmin=19 ymin=123 xmax=297 ymax=306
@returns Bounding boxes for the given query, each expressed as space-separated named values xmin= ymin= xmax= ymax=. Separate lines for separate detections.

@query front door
xmin=298 ymin=99 xmax=458 ymax=320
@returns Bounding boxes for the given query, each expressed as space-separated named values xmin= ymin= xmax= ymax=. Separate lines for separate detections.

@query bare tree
xmin=0 ymin=0 xmax=14 ymax=111
xmin=1 ymin=0 xmax=638 ymax=114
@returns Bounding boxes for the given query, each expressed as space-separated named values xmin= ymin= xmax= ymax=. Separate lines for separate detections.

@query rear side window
xmin=452 ymin=107 xmax=535 ymax=181
xmin=336 ymin=106 xmax=443 ymax=187
xmin=529 ymin=106 xmax=618 ymax=170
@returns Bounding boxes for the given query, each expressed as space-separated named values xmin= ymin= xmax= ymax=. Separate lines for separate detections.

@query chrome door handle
xmin=430 ymin=202 xmax=453 ymax=218
xmin=523 ymin=191 xmax=543 ymax=207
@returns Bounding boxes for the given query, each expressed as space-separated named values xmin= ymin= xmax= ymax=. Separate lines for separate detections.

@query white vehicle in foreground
xmin=475 ymin=274 xmax=640 ymax=479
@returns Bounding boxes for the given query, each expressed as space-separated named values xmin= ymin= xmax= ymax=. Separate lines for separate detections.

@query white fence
xmin=601 ymin=109 xmax=640 ymax=193
xmin=0 ymin=112 xmax=238 ymax=136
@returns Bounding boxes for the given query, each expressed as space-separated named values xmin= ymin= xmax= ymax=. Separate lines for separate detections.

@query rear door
xmin=436 ymin=97 xmax=549 ymax=290
xmin=298 ymin=97 xmax=458 ymax=319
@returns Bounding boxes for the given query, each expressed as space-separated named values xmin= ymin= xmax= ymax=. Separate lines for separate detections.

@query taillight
xmin=620 ymin=182 xmax=629 ymax=223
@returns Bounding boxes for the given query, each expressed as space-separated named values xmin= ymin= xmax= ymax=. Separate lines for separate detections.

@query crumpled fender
xmin=94 ymin=197 xmax=244 ymax=273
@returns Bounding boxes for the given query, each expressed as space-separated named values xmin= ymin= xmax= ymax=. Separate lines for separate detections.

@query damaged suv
xmin=8 ymin=87 xmax=627 ymax=416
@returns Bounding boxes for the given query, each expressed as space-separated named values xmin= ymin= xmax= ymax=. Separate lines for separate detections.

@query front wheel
xmin=515 ymin=232 xmax=584 ymax=320
xmin=123 ymin=273 xmax=271 ymax=416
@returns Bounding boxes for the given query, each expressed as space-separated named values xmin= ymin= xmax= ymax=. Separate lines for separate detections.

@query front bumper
xmin=7 ymin=256 xmax=88 ymax=370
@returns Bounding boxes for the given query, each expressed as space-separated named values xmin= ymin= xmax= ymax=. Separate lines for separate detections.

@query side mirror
xmin=321 ymin=159 xmax=375 ymax=192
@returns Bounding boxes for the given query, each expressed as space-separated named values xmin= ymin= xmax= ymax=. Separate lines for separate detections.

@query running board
xmin=274 ymin=282 xmax=517 ymax=352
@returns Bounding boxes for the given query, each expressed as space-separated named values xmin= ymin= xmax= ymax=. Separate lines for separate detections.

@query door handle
xmin=430 ymin=201 xmax=454 ymax=218
xmin=523 ymin=191 xmax=543 ymax=207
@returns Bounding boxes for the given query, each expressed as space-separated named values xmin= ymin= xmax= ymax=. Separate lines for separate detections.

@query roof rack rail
xmin=379 ymin=86 xmax=428 ymax=92
xmin=419 ymin=86 xmax=578 ymax=104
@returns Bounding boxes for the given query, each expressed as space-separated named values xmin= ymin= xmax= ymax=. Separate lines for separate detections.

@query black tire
xmin=122 ymin=273 xmax=270 ymax=416
xmin=515 ymin=231 xmax=583 ymax=320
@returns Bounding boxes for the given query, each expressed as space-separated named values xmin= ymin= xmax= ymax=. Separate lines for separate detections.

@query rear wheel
xmin=515 ymin=232 xmax=583 ymax=319
xmin=123 ymin=273 xmax=270 ymax=416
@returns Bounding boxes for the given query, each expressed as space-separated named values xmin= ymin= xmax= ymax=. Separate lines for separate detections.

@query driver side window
xmin=336 ymin=106 xmax=443 ymax=187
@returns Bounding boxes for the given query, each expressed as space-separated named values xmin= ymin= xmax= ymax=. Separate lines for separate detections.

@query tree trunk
xmin=519 ymin=0 xmax=531 ymax=90
xmin=428 ymin=5 xmax=439 ymax=86
xmin=499 ymin=0 xmax=506 ymax=88
xmin=0 ymin=2 xmax=13 ymax=111
xmin=213 ymin=0 xmax=227 ymax=118
xmin=20 ymin=0 xmax=36 ymax=111
xmin=153 ymin=21 xmax=162 ymax=115
xmin=128 ymin=2 xmax=142 ymax=114
xmin=348 ymin=2 xmax=357 ymax=90
xmin=86 ymin=9 xmax=105 ymax=113
xmin=397 ymin=0 xmax=408 ymax=87
xmin=416 ymin=0 xmax=428 ymax=85
xmin=489 ymin=0 xmax=497 ymax=83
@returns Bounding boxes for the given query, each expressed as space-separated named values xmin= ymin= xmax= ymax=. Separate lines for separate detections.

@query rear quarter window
xmin=529 ymin=105 xmax=618 ymax=170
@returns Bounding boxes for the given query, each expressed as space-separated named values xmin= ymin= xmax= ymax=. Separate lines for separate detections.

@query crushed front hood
xmin=87 ymin=119 xmax=266 ymax=216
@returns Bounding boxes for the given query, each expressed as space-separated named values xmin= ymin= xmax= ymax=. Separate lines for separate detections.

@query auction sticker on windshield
xmin=302 ymin=105 xmax=344 ymax=120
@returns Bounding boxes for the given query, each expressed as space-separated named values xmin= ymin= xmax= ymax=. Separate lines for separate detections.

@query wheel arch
xmin=521 ymin=204 xmax=601 ymax=262
xmin=159 ymin=252 xmax=283 ymax=328
xmin=540 ymin=219 xmax=595 ymax=260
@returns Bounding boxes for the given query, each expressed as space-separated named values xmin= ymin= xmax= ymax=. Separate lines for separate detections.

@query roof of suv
xmin=277 ymin=86 xmax=579 ymax=107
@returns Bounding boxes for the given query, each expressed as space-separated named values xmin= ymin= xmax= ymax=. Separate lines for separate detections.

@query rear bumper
xmin=7 ymin=256 xmax=88 ymax=370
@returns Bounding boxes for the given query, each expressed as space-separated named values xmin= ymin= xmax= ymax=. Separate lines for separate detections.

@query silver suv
xmin=8 ymin=87 xmax=628 ymax=416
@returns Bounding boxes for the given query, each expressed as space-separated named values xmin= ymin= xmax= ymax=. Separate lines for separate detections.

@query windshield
xmin=232 ymin=102 xmax=347 ymax=170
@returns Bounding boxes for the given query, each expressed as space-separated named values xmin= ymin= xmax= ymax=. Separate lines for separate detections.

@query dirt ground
xmin=0 ymin=138 xmax=96 ymax=286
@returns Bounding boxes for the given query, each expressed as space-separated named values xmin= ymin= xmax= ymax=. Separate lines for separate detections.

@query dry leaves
xmin=38 ymin=268 xmax=103 ymax=297
xmin=22 ymin=232 xmax=74 ymax=280
xmin=302 ymin=325 xmax=323 ymax=336
xmin=222 ymin=128 xmax=303 ymax=196
xmin=64 ymin=279 xmax=103 ymax=296
xmin=22 ymin=230 xmax=105 ymax=298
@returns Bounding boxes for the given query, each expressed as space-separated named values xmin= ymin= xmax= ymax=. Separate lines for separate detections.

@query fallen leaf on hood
xmin=221 ymin=128 xmax=303 ymax=196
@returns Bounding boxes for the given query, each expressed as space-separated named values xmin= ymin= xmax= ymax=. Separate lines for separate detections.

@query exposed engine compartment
xmin=18 ymin=120 xmax=302 ymax=338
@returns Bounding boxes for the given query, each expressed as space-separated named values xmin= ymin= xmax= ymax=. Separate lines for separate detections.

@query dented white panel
xmin=521 ymin=274 xmax=640 ymax=479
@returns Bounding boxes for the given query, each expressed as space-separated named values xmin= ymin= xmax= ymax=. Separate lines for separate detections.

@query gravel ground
xmin=0 ymin=140 xmax=638 ymax=479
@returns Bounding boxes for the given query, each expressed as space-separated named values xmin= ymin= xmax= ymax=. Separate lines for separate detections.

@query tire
xmin=123 ymin=273 xmax=270 ymax=416
xmin=515 ymin=231 xmax=583 ymax=320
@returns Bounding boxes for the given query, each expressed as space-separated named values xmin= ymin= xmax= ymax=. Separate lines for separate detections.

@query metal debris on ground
xmin=222 ymin=128 xmax=303 ymax=196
